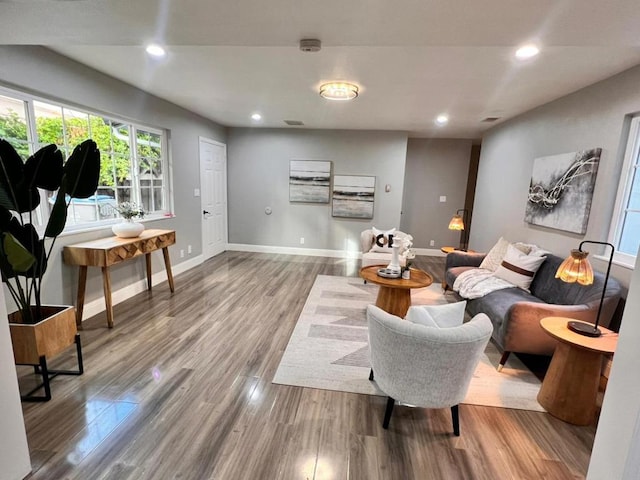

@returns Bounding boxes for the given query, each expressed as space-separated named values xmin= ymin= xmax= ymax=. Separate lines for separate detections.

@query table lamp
xmin=554 ymin=240 xmax=615 ymax=337
xmin=448 ymin=208 xmax=469 ymax=251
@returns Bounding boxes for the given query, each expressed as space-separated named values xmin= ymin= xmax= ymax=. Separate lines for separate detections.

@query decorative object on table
xmin=385 ymin=245 xmax=402 ymax=275
xmin=448 ymin=208 xmax=470 ymax=250
xmin=112 ymin=201 xmax=145 ymax=238
xmin=289 ymin=160 xmax=331 ymax=203
xmin=401 ymin=240 xmax=415 ymax=279
xmin=555 ymin=240 xmax=615 ymax=337
xmin=0 ymin=139 xmax=99 ymax=399
xmin=332 ymin=175 xmax=375 ymax=218
xmin=524 ymin=148 xmax=601 ymax=234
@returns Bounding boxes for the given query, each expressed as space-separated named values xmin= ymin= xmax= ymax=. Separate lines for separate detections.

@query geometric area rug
xmin=273 ymin=274 xmax=545 ymax=412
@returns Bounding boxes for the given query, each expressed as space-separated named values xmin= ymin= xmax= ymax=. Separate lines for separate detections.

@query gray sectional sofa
xmin=444 ymin=250 xmax=622 ymax=369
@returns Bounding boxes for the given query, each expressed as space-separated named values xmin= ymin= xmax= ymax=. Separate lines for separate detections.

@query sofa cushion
xmin=494 ymin=244 xmax=547 ymax=292
xmin=406 ymin=301 xmax=466 ymax=328
xmin=479 ymin=237 xmax=510 ymax=271
xmin=370 ymin=227 xmax=396 ymax=253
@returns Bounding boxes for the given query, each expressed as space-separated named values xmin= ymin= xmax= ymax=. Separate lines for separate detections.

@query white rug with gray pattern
xmin=273 ymin=275 xmax=545 ymax=411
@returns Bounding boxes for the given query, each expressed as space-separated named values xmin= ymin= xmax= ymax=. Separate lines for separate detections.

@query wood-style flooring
xmin=17 ymin=252 xmax=596 ymax=479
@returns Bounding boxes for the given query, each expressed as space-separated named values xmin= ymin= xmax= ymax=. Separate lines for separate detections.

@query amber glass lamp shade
xmin=448 ymin=215 xmax=464 ymax=231
xmin=555 ymin=249 xmax=594 ymax=286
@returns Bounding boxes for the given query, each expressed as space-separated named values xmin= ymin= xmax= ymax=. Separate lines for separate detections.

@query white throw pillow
xmin=479 ymin=237 xmax=511 ymax=271
xmin=369 ymin=227 xmax=397 ymax=253
xmin=494 ymin=244 xmax=547 ymax=291
xmin=405 ymin=301 xmax=467 ymax=328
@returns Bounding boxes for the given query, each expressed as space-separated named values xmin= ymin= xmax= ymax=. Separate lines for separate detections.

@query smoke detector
xmin=299 ymin=39 xmax=321 ymax=53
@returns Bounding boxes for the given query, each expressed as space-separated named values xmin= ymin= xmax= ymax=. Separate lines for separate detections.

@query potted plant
xmin=0 ymin=138 xmax=100 ymax=353
xmin=112 ymin=201 xmax=145 ymax=238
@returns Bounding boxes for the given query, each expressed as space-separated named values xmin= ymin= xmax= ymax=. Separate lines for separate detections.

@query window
xmin=0 ymin=87 xmax=170 ymax=231
xmin=610 ymin=115 xmax=640 ymax=267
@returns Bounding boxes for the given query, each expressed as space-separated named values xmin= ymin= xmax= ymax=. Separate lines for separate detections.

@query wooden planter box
xmin=8 ymin=305 xmax=77 ymax=365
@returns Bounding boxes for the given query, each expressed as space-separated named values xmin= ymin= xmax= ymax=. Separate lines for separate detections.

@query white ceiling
xmin=3 ymin=0 xmax=640 ymax=138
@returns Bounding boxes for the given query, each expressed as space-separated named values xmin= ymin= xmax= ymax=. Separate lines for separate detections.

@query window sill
xmin=56 ymin=214 xmax=175 ymax=239
xmin=594 ymin=253 xmax=636 ymax=270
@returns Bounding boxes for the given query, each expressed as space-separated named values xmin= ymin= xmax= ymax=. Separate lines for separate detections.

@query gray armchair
xmin=367 ymin=305 xmax=492 ymax=434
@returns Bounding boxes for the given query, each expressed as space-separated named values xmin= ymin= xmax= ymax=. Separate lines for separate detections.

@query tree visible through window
xmin=0 ymin=88 xmax=169 ymax=230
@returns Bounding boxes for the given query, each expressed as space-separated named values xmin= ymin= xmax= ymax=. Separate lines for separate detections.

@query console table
xmin=63 ymin=229 xmax=176 ymax=328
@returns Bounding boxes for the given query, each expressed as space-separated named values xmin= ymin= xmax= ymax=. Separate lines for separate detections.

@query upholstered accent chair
xmin=366 ymin=304 xmax=492 ymax=434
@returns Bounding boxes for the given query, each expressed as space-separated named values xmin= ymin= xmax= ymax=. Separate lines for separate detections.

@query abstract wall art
xmin=524 ymin=148 xmax=601 ymax=234
xmin=332 ymin=175 xmax=376 ymax=219
xmin=289 ymin=160 xmax=331 ymax=203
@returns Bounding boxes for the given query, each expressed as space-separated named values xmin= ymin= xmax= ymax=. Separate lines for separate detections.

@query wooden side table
xmin=537 ymin=317 xmax=617 ymax=425
xmin=63 ymin=229 xmax=176 ymax=328
xmin=359 ymin=266 xmax=433 ymax=318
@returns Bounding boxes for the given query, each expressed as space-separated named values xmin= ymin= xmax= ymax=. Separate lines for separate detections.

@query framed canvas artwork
xmin=332 ymin=175 xmax=376 ymax=219
xmin=289 ymin=160 xmax=331 ymax=203
xmin=524 ymin=148 xmax=601 ymax=234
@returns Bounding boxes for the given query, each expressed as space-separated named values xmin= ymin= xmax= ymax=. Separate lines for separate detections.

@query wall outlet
xmin=180 ymin=249 xmax=185 ymax=258
xmin=188 ymin=245 xmax=192 ymax=254
xmin=300 ymin=237 xmax=305 ymax=245
xmin=430 ymin=240 xmax=435 ymax=246
xmin=439 ymin=195 xmax=447 ymax=202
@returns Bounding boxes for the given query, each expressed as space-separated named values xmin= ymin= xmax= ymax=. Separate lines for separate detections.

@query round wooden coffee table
xmin=537 ymin=317 xmax=618 ymax=425
xmin=359 ymin=265 xmax=433 ymax=318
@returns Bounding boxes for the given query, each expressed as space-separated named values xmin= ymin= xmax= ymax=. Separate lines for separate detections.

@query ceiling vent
xmin=481 ymin=117 xmax=501 ymax=122
xmin=284 ymin=120 xmax=305 ymax=126
xmin=299 ymin=39 xmax=321 ymax=53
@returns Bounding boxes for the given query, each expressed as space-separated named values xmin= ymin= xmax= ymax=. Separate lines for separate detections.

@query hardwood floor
xmin=17 ymin=252 xmax=596 ymax=479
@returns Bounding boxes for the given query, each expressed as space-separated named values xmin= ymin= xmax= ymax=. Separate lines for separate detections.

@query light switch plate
xmin=194 ymin=188 xmax=201 ymax=197
xmin=439 ymin=196 xmax=447 ymax=202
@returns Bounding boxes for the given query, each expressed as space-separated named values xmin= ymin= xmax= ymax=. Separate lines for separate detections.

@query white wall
xmin=588 ymin=250 xmax=640 ymax=479
xmin=227 ymin=128 xmax=408 ymax=252
xmin=401 ymin=138 xmax=473 ymax=248
xmin=0 ymin=288 xmax=31 ymax=480
xmin=0 ymin=46 xmax=226 ymax=310
xmin=474 ymin=64 xmax=640 ymax=289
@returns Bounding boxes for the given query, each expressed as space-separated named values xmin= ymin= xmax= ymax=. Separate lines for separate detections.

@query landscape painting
xmin=289 ymin=160 xmax=331 ymax=203
xmin=524 ymin=148 xmax=601 ymax=234
xmin=332 ymin=175 xmax=376 ymax=219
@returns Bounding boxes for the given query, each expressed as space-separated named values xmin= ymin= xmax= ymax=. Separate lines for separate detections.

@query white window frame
xmin=608 ymin=114 xmax=640 ymax=268
xmin=0 ymin=84 xmax=172 ymax=235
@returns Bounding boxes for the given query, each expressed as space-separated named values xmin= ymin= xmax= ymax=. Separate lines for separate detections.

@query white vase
xmin=386 ymin=245 xmax=401 ymax=274
xmin=112 ymin=219 xmax=145 ymax=238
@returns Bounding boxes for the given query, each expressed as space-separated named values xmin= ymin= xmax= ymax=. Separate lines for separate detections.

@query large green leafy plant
xmin=0 ymin=139 xmax=100 ymax=324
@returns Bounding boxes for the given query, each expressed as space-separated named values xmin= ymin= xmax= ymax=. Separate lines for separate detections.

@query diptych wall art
xmin=289 ymin=160 xmax=331 ymax=203
xmin=524 ymin=148 xmax=601 ymax=234
xmin=332 ymin=175 xmax=376 ymax=219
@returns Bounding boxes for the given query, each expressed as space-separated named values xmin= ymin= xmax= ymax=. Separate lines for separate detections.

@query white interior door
xmin=199 ymin=137 xmax=228 ymax=259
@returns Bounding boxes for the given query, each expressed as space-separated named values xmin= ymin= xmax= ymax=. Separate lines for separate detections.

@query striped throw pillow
xmin=494 ymin=244 xmax=546 ymax=291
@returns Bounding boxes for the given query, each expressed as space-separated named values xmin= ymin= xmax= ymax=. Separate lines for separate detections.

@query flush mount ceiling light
xmin=251 ymin=113 xmax=262 ymax=121
xmin=515 ymin=44 xmax=540 ymax=59
xmin=145 ymin=44 xmax=166 ymax=58
xmin=435 ymin=114 xmax=449 ymax=126
xmin=319 ymin=82 xmax=359 ymax=101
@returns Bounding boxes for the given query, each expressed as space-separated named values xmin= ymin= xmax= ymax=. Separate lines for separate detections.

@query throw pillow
xmin=369 ymin=227 xmax=396 ymax=253
xmin=494 ymin=244 xmax=547 ymax=291
xmin=405 ymin=301 xmax=467 ymax=328
xmin=479 ymin=237 xmax=511 ymax=271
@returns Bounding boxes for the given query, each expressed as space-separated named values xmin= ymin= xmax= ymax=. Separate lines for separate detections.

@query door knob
xmin=203 ymin=210 xmax=211 ymax=215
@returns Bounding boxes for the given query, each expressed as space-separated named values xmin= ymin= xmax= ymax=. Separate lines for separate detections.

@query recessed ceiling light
xmin=251 ymin=113 xmax=262 ymax=121
xmin=435 ymin=114 xmax=449 ymax=126
xmin=515 ymin=44 xmax=540 ymax=59
xmin=145 ymin=44 xmax=166 ymax=58
xmin=319 ymin=82 xmax=359 ymax=101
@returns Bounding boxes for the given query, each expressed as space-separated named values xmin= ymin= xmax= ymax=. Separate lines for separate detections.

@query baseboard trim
xmin=227 ymin=243 xmax=361 ymax=259
xmin=81 ymin=254 xmax=204 ymax=322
